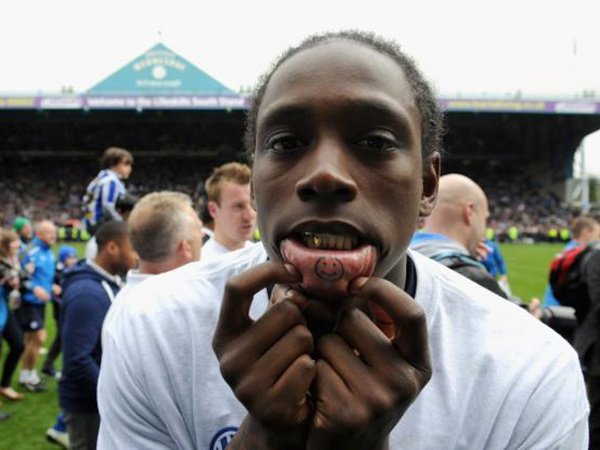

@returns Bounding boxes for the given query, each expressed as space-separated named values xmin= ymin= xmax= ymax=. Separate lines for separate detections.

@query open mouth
xmin=279 ymin=225 xmax=378 ymax=299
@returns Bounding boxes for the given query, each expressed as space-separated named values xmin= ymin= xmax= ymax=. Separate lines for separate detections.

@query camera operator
xmin=0 ymin=228 xmax=27 ymax=402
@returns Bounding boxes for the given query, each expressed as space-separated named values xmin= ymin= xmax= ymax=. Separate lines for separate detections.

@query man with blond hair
xmin=202 ymin=162 xmax=256 ymax=260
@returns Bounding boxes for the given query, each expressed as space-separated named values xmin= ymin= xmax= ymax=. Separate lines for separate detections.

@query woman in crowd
xmin=0 ymin=228 xmax=26 ymax=401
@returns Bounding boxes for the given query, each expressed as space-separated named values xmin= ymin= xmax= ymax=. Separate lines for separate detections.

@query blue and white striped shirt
xmin=83 ymin=169 xmax=126 ymax=230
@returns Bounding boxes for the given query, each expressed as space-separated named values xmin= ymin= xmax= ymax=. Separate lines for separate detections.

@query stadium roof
xmin=87 ymin=43 xmax=235 ymax=96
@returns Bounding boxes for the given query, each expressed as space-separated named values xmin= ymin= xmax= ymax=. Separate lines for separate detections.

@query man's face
xmin=469 ymin=196 xmax=489 ymax=256
xmin=252 ymin=40 xmax=438 ymax=285
xmin=20 ymin=224 xmax=33 ymax=241
xmin=38 ymin=223 xmax=57 ymax=246
xmin=210 ymin=181 xmax=256 ymax=247
xmin=114 ymin=238 xmax=138 ymax=277
xmin=581 ymin=223 xmax=600 ymax=245
xmin=113 ymin=160 xmax=132 ymax=180
xmin=185 ymin=207 xmax=204 ymax=262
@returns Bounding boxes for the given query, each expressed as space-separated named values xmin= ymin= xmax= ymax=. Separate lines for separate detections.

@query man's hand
xmin=212 ymin=262 xmax=315 ymax=450
xmin=33 ymin=286 xmax=51 ymax=302
xmin=52 ymin=283 xmax=62 ymax=296
xmin=307 ymin=277 xmax=432 ymax=450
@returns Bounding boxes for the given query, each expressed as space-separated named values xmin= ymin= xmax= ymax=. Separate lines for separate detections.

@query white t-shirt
xmin=97 ymin=245 xmax=588 ymax=450
xmin=201 ymin=237 xmax=254 ymax=262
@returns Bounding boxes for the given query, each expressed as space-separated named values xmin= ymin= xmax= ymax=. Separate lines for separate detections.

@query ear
xmin=180 ymin=239 xmax=192 ymax=260
xmin=463 ymin=202 xmax=475 ymax=226
xmin=106 ymin=241 xmax=119 ymax=258
xmin=207 ymin=201 xmax=218 ymax=220
xmin=419 ymin=152 xmax=440 ymax=217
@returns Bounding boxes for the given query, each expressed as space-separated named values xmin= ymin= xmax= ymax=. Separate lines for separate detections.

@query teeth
xmin=301 ymin=232 xmax=358 ymax=250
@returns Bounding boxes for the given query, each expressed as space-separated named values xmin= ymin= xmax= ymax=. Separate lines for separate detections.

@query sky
xmin=1 ymin=0 xmax=600 ymax=98
xmin=1 ymin=0 xmax=599 ymax=176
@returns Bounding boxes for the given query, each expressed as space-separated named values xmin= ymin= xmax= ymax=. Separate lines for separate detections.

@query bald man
xmin=410 ymin=174 xmax=506 ymax=298
xmin=16 ymin=220 xmax=60 ymax=391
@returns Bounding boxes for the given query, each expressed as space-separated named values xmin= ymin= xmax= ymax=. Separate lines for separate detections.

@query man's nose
xmin=295 ymin=141 xmax=358 ymax=203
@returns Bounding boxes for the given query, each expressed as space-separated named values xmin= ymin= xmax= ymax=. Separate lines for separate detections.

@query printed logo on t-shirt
xmin=210 ymin=426 xmax=238 ymax=450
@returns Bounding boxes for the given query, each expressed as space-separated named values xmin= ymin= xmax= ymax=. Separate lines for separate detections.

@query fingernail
xmin=349 ymin=276 xmax=369 ymax=293
xmin=284 ymin=263 xmax=300 ymax=279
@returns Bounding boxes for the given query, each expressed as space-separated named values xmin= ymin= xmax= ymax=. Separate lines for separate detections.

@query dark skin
xmin=213 ymin=39 xmax=440 ymax=450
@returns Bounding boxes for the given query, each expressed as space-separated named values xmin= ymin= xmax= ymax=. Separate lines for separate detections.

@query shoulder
xmin=104 ymin=243 xmax=268 ymax=332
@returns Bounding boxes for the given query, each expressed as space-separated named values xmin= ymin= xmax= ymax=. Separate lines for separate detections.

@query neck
xmin=422 ymin=225 xmax=468 ymax=252
xmin=93 ymin=255 xmax=116 ymax=276
xmin=213 ymin=231 xmax=245 ymax=251
xmin=138 ymin=257 xmax=186 ymax=275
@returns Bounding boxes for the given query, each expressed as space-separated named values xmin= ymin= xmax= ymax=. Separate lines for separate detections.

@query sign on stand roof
xmin=87 ymin=43 xmax=235 ymax=96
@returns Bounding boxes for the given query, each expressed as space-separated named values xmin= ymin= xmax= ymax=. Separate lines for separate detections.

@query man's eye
xmin=357 ymin=134 xmax=399 ymax=152
xmin=265 ymin=134 xmax=305 ymax=153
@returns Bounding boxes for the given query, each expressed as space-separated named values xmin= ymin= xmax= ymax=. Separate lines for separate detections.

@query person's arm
xmin=61 ymin=287 xmax=107 ymax=393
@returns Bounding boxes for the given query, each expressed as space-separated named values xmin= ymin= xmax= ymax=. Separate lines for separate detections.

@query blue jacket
xmin=22 ymin=237 xmax=56 ymax=305
xmin=481 ymin=240 xmax=507 ymax=277
xmin=58 ymin=260 xmax=120 ymax=413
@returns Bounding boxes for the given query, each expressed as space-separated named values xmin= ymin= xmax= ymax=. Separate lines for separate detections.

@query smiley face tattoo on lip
xmin=280 ymin=238 xmax=377 ymax=299
xmin=315 ymin=257 xmax=344 ymax=281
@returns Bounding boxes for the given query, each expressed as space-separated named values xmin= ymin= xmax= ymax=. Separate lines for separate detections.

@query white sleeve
xmin=505 ymin=345 xmax=589 ymax=450
xmin=97 ymin=331 xmax=177 ymax=450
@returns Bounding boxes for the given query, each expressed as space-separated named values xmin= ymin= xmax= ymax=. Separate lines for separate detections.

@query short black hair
xmin=95 ymin=221 xmax=128 ymax=251
xmin=244 ymin=30 xmax=444 ymax=160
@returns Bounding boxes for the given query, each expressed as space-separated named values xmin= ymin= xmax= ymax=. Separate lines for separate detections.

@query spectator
xmin=410 ymin=174 xmax=507 ymax=298
xmin=202 ymin=162 xmax=256 ymax=259
xmin=572 ymin=240 xmax=600 ymax=447
xmin=82 ymin=147 xmax=133 ymax=234
xmin=544 ymin=216 xmax=600 ymax=306
xmin=0 ymin=229 xmax=26 ymax=402
xmin=96 ymin=30 xmax=588 ymax=450
xmin=15 ymin=220 xmax=59 ymax=392
xmin=97 ymin=192 xmax=203 ymax=446
xmin=12 ymin=216 xmax=33 ymax=254
xmin=59 ymin=221 xmax=136 ymax=450
xmin=84 ymin=192 xmax=139 ymax=260
xmin=481 ymin=239 xmax=512 ymax=296
xmin=43 ymin=245 xmax=78 ymax=378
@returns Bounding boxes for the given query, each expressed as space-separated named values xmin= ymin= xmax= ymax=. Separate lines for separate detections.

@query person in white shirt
xmin=98 ymin=30 xmax=589 ymax=450
xmin=101 ymin=191 xmax=203 ymax=324
xmin=201 ymin=162 xmax=257 ymax=260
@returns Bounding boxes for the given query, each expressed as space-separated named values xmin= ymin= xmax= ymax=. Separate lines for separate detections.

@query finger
xmin=270 ymin=354 xmax=317 ymax=425
xmin=311 ymin=359 xmax=354 ymax=431
xmin=241 ymin=318 xmax=313 ymax=384
xmin=349 ymin=277 xmax=430 ymax=371
xmin=316 ymin=333 xmax=371 ymax=387
xmin=215 ymin=261 xmax=300 ymax=341
xmin=334 ymin=307 xmax=399 ymax=370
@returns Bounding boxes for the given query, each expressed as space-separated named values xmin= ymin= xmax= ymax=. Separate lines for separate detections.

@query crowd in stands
xmin=1 ymin=157 xmax=593 ymax=242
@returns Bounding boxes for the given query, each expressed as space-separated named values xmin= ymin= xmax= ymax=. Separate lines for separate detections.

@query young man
xmin=82 ymin=147 xmax=133 ymax=234
xmin=202 ymin=162 xmax=257 ymax=259
xmin=59 ymin=221 xmax=137 ymax=450
xmin=544 ymin=216 xmax=600 ymax=306
xmin=16 ymin=220 xmax=59 ymax=392
xmin=98 ymin=31 xmax=588 ymax=450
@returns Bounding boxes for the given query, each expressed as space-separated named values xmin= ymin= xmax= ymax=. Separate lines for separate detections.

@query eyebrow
xmin=259 ymin=96 xmax=418 ymax=133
